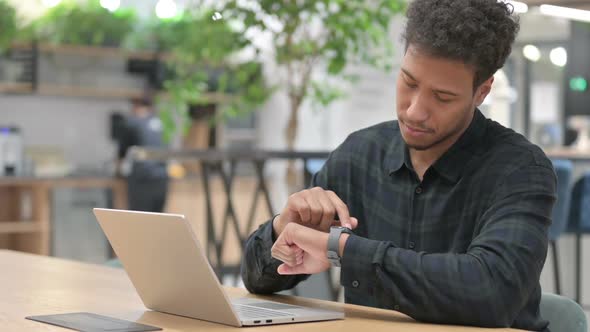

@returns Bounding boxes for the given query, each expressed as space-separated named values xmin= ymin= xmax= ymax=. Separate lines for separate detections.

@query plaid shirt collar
xmin=387 ymin=109 xmax=488 ymax=183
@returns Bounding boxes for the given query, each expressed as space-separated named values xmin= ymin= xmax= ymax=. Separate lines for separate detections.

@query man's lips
xmin=402 ymin=121 xmax=432 ymax=134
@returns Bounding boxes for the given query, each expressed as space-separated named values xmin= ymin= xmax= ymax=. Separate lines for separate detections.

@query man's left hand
xmin=271 ymin=222 xmax=331 ymax=275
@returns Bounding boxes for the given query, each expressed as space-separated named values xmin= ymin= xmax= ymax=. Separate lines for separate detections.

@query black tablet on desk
xmin=26 ymin=312 xmax=162 ymax=332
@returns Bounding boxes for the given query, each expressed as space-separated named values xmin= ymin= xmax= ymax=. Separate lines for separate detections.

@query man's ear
xmin=475 ymin=76 xmax=494 ymax=106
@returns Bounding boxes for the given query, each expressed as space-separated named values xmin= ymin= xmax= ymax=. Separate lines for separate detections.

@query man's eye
xmin=435 ymin=95 xmax=452 ymax=103
xmin=405 ymin=81 xmax=417 ymax=89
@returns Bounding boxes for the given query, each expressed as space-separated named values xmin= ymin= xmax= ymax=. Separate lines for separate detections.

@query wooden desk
xmin=0 ymin=250 xmax=522 ymax=332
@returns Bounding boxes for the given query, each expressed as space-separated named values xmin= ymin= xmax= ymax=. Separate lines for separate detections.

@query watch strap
xmin=327 ymin=227 xmax=352 ymax=267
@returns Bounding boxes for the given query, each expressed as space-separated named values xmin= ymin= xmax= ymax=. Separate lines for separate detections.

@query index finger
xmin=325 ymin=191 xmax=352 ymax=228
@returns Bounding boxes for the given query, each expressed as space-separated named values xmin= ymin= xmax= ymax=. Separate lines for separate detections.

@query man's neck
xmin=409 ymin=111 xmax=475 ymax=181
xmin=409 ymin=147 xmax=446 ymax=182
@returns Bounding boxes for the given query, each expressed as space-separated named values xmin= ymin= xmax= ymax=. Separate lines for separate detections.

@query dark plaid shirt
xmin=241 ymin=110 xmax=556 ymax=331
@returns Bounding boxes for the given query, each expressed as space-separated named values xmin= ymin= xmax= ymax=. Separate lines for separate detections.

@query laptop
xmin=93 ymin=208 xmax=344 ymax=327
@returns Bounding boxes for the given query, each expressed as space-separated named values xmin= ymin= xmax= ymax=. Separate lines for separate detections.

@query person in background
xmin=241 ymin=0 xmax=557 ymax=331
xmin=117 ymin=96 xmax=169 ymax=213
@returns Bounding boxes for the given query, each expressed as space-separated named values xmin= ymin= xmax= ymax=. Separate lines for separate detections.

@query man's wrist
xmin=338 ymin=233 xmax=350 ymax=257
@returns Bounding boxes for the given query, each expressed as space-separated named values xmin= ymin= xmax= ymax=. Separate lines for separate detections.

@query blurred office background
xmin=1 ymin=0 xmax=590 ymax=323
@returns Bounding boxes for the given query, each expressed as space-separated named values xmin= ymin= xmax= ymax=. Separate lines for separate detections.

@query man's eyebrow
xmin=401 ymin=68 xmax=460 ymax=97
xmin=401 ymin=68 xmax=416 ymax=81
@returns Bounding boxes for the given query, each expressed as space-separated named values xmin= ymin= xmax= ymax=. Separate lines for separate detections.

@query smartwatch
xmin=327 ymin=226 xmax=353 ymax=267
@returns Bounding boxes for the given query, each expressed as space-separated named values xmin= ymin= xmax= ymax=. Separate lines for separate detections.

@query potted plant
xmin=218 ymin=0 xmax=405 ymax=184
xmin=25 ymin=0 xmax=136 ymax=47
xmin=150 ymin=9 xmax=271 ymax=147
xmin=0 ymin=0 xmax=17 ymax=51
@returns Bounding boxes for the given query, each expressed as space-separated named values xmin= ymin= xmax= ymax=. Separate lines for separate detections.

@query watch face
xmin=332 ymin=226 xmax=351 ymax=233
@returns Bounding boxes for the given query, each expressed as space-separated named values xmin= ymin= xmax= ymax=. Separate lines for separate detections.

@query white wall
xmin=256 ymin=18 xmax=405 ymax=152
xmin=0 ymin=95 xmax=127 ymax=170
xmin=516 ymin=10 xmax=570 ymax=43
xmin=1 ymin=51 xmax=142 ymax=172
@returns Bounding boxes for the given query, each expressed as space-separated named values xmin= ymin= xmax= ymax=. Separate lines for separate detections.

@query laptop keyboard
xmin=233 ymin=304 xmax=296 ymax=319
xmin=245 ymin=302 xmax=302 ymax=310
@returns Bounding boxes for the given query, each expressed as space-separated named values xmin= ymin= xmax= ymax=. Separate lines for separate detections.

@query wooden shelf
xmin=0 ymin=82 xmax=142 ymax=100
xmin=10 ymin=42 xmax=171 ymax=61
xmin=2 ymin=43 xmax=231 ymax=102
xmin=0 ymin=82 xmax=34 ymax=94
xmin=39 ymin=43 xmax=165 ymax=61
xmin=37 ymin=85 xmax=144 ymax=100
xmin=0 ymin=82 xmax=231 ymax=102
xmin=36 ymin=86 xmax=230 ymax=102
xmin=0 ymin=221 xmax=45 ymax=234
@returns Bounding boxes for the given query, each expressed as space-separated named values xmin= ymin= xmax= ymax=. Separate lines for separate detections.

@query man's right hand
xmin=272 ymin=187 xmax=358 ymax=238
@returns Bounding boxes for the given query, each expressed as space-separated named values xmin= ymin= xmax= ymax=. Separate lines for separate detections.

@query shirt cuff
xmin=340 ymin=234 xmax=382 ymax=295
xmin=254 ymin=215 xmax=285 ymax=275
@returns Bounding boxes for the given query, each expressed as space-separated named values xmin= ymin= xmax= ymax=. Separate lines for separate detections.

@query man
xmin=117 ymin=96 xmax=169 ymax=213
xmin=241 ymin=0 xmax=556 ymax=331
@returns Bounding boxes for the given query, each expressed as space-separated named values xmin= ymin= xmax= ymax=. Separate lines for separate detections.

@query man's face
xmin=132 ymin=104 xmax=151 ymax=117
xmin=396 ymin=45 xmax=492 ymax=151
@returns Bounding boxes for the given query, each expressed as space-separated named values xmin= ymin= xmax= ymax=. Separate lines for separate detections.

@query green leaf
xmin=309 ymin=80 xmax=346 ymax=110
xmin=0 ymin=0 xmax=17 ymax=50
xmin=28 ymin=0 xmax=137 ymax=47
xmin=327 ymin=55 xmax=346 ymax=75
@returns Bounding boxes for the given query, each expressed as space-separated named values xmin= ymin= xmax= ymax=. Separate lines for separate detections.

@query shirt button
xmin=394 ymin=305 xmax=400 ymax=311
xmin=409 ymin=241 xmax=416 ymax=249
xmin=352 ymin=280 xmax=360 ymax=288
xmin=415 ymin=187 xmax=423 ymax=194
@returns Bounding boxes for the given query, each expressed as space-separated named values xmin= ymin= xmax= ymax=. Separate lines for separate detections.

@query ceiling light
xmin=523 ymin=45 xmax=541 ymax=62
xmin=155 ymin=0 xmax=177 ymax=19
xmin=100 ymin=0 xmax=120 ymax=12
xmin=550 ymin=47 xmax=567 ymax=67
xmin=42 ymin=0 xmax=61 ymax=8
xmin=540 ymin=5 xmax=590 ymax=23
xmin=502 ymin=1 xmax=528 ymax=14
